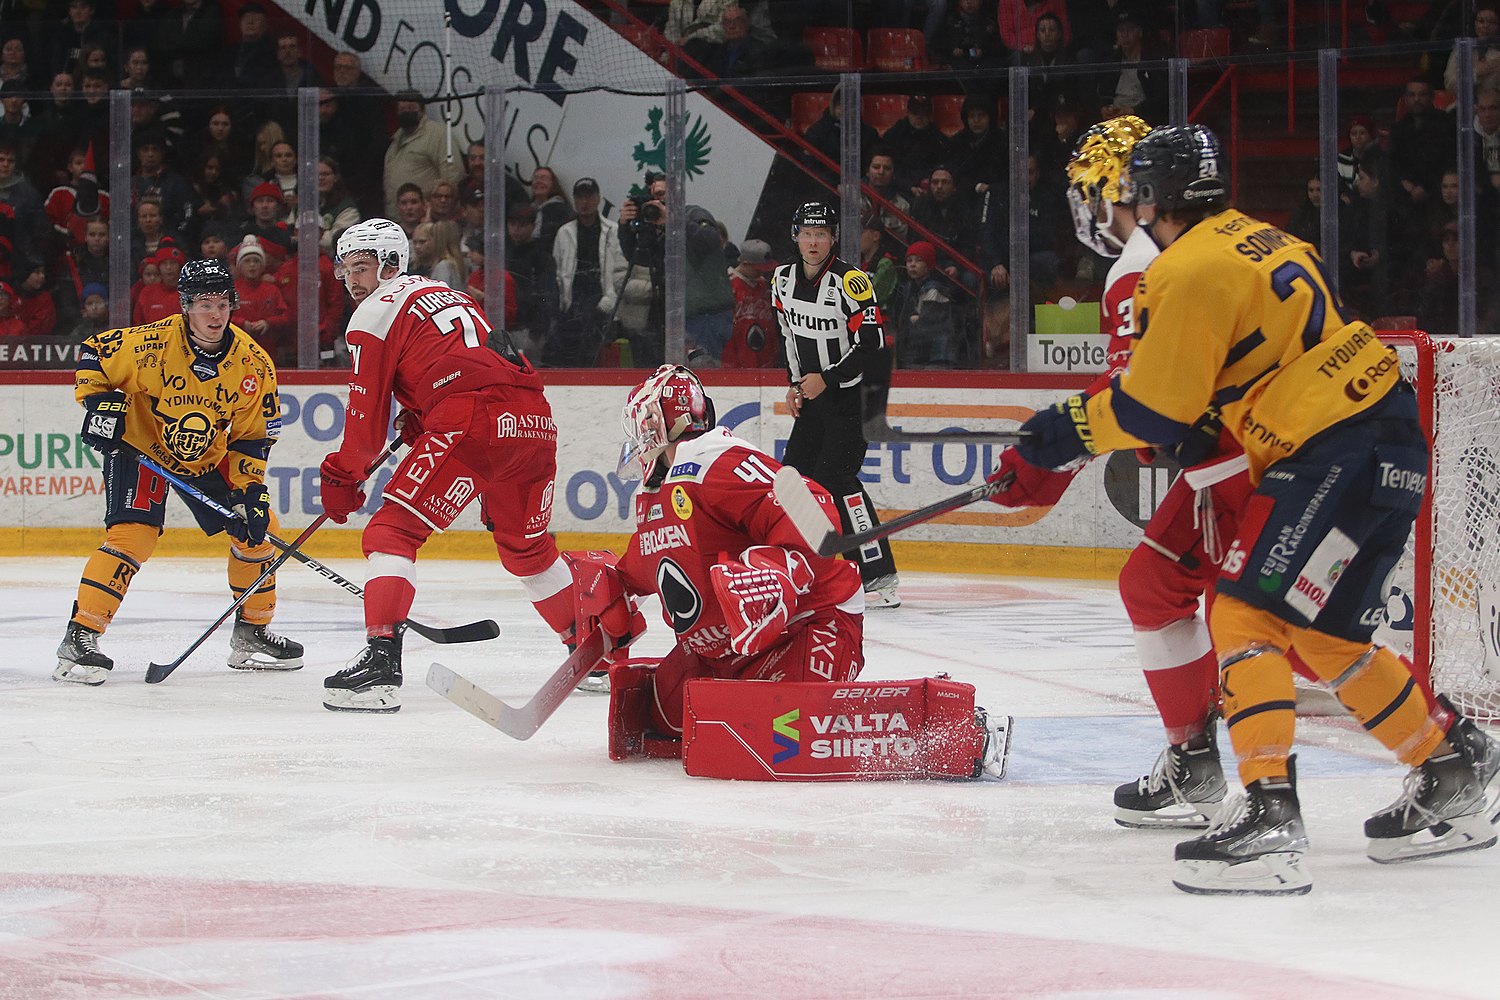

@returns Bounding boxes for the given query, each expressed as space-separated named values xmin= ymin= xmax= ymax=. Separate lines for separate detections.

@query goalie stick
xmin=426 ymin=628 xmax=608 ymax=740
xmin=774 ymin=465 xmax=1014 ymax=557
xmin=129 ymin=450 xmax=499 ymax=646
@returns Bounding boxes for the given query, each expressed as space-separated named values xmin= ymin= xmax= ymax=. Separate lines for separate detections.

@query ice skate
xmin=1114 ymin=723 xmax=1226 ymax=829
xmin=863 ymin=573 xmax=901 ymax=609
xmin=1172 ymin=758 xmax=1311 ymax=896
xmin=323 ymin=634 xmax=403 ymax=713
xmin=228 ymin=616 xmax=304 ymax=671
xmin=1365 ymin=716 xmax=1500 ymax=864
xmin=54 ymin=619 xmax=113 ymax=686
xmin=575 ymin=668 xmax=610 ymax=694
xmin=977 ymin=708 xmax=1013 ymax=780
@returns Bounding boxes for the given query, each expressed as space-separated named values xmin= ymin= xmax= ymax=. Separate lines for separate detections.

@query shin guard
xmin=1294 ymin=633 xmax=1446 ymax=766
xmin=228 ymin=538 xmax=277 ymax=625
xmin=1211 ymin=596 xmax=1297 ymax=787
xmin=74 ymin=522 xmax=158 ymax=632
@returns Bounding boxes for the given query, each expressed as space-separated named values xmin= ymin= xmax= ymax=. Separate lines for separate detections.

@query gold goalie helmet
xmin=1066 ymin=115 xmax=1153 ymax=257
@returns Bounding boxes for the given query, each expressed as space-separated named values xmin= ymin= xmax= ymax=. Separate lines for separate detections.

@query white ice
xmin=2 ymin=555 xmax=1497 ymax=999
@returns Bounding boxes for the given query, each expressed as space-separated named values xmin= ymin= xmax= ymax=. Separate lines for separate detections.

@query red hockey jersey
xmin=617 ymin=428 xmax=863 ymax=664
xmin=328 ymin=274 xmax=544 ymax=479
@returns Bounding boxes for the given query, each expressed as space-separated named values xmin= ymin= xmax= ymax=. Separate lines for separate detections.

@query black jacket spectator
xmin=157 ymin=0 xmax=227 ymax=89
xmin=883 ymin=97 xmax=951 ymax=198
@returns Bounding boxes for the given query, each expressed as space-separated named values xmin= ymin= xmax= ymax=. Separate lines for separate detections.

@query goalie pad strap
xmin=682 ymin=677 xmax=986 ymax=781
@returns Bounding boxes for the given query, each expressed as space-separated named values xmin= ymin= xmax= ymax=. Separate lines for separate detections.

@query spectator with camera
xmin=617 ymin=172 xmax=669 ymax=357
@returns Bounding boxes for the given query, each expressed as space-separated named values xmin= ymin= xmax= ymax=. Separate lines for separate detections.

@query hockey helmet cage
xmin=1066 ymin=114 xmax=1152 ymax=257
xmin=791 ymin=201 xmax=838 ymax=241
xmin=177 ymin=257 xmax=239 ymax=311
xmin=1123 ymin=125 xmax=1228 ymax=215
xmin=619 ymin=365 xmax=717 ymax=484
xmin=335 ymin=218 xmax=410 ymax=283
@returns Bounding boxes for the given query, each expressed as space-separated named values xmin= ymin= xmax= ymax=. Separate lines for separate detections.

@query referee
xmin=773 ymin=202 xmax=900 ymax=607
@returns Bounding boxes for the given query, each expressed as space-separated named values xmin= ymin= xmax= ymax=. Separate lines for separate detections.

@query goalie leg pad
xmin=607 ymin=657 xmax=684 ymax=760
xmin=683 ymin=675 xmax=994 ymax=780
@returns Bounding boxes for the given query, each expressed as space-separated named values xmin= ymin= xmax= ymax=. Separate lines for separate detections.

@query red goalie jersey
xmin=616 ymin=427 xmax=863 ymax=666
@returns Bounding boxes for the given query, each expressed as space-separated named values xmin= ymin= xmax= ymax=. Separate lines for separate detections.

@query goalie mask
xmin=1065 ymin=115 xmax=1153 ymax=257
xmin=334 ymin=218 xmax=409 ymax=285
xmin=619 ymin=365 xmax=717 ymax=486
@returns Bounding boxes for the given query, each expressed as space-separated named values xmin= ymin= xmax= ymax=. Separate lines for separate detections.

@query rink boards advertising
xmin=0 ymin=372 xmax=1163 ymax=575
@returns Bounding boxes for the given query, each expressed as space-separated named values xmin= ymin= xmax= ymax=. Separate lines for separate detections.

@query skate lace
xmin=75 ymin=627 xmax=101 ymax=654
xmin=1203 ymin=791 xmax=1254 ymax=837
xmin=1141 ymin=746 xmax=1183 ymax=796
xmin=1381 ymin=767 xmax=1441 ymax=826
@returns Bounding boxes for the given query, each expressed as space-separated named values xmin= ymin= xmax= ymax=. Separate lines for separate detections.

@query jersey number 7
xmin=432 ymin=303 xmax=494 ymax=350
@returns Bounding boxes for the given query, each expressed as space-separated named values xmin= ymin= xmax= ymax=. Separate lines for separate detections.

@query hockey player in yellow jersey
xmin=56 ymin=258 xmax=303 ymax=684
xmin=1014 ymin=125 xmax=1500 ymax=895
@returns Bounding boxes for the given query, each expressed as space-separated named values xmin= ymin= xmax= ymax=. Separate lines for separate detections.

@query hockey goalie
xmin=571 ymin=365 xmax=1011 ymax=780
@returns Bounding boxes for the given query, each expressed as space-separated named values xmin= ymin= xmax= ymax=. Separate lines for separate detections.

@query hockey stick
xmin=145 ymin=440 xmax=400 ymax=684
xmin=426 ymin=628 xmax=608 ymax=740
xmin=129 ymin=451 xmax=499 ymax=646
xmin=774 ymin=465 xmax=1014 ymax=557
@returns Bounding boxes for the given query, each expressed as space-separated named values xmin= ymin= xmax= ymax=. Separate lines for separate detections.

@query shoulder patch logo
xmin=241 ymin=375 xmax=258 ymax=396
xmin=843 ymin=270 xmax=873 ymax=301
xmin=671 ymin=484 xmax=693 ymax=520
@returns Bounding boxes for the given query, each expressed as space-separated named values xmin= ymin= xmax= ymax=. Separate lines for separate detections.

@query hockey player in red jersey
xmin=571 ymin=366 xmax=1011 ymax=778
xmin=316 ymin=219 xmax=575 ymax=712
xmin=985 ymin=116 xmax=1254 ymax=825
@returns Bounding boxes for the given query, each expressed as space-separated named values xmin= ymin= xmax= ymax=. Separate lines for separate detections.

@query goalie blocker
xmin=609 ymin=670 xmax=1012 ymax=780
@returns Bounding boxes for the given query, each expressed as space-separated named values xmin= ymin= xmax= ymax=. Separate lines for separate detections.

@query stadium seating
xmin=862 ymin=93 xmax=910 ymax=134
xmin=867 ymin=29 xmax=927 ymax=72
xmin=803 ymin=27 xmax=864 ymax=71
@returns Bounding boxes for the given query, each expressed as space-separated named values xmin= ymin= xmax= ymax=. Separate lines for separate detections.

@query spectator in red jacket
xmin=132 ymin=244 xmax=184 ymax=324
xmin=230 ymin=235 xmax=289 ymax=361
xmin=0 ymin=281 xmax=23 ymax=336
xmin=10 ymin=257 xmax=57 ymax=334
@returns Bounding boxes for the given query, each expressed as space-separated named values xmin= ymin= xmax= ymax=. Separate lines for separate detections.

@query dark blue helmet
xmin=177 ymin=257 xmax=239 ymax=310
xmin=1124 ymin=125 xmax=1228 ymax=214
xmin=791 ymin=201 xmax=837 ymax=240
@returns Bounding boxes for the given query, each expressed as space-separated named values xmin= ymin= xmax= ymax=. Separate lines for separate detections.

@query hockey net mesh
xmin=1387 ymin=334 xmax=1500 ymax=723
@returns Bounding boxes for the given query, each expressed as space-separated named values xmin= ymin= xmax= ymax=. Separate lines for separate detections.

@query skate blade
xmin=574 ymin=671 xmax=610 ymax=695
xmin=1367 ymin=813 xmax=1498 ymax=864
xmin=322 ymin=685 xmax=402 ymax=713
xmin=1114 ymin=800 xmax=1221 ymax=830
xmin=229 ymin=656 xmax=305 ymax=672
xmin=53 ymin=660 xmax=109 ymax=686
xmin=980 ymin=714 xmax=1014 ymax=780
xmin=1172 ymin=853 xmax=1312 ymax=895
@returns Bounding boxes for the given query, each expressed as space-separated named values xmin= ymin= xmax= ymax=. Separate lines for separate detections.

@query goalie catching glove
xmin=227 ymin=482 xmax=271 ymax=546
xmin=81 ymin=390 xmax=128 ymax=454
xmin=709 ymin=546 xmax=815 ymax=658
xmin=1016 ymin=394 xmax=1097 ymax=471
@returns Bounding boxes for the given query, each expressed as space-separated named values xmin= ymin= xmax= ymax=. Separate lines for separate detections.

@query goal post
xmin=1383 ymin=331 xmax=1500 ymax=723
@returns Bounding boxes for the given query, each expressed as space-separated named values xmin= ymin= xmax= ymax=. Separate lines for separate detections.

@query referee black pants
xmin=781 ymin=383 xmax=897 ymax=585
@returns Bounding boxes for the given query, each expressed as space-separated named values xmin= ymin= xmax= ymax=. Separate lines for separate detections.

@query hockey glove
xmin=1167 ymin=405 xmax=1224 ymax=470
xmin=318 ymin=454 xmax=365 ymax=524
xmin=984 ymin=446 xmax=1075 ymax=511
xmin=81 ymin=390 xmax=128 ymax=454
xmin=562 ymin=550 xmax=645 ymax=650
xmin=1016 ymin=394 xmax=1097 ymax=471
xmin=394 ymin=409 xmax=424 ymax=447
xmin=228 ymin=483 xmax=272 ymax=546
xmin=710 ymin=546 xmax=814 ymax=658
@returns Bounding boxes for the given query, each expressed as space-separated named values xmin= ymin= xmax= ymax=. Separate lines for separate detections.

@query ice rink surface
xmin=3 ymin=555 xmax=1498 ymax=999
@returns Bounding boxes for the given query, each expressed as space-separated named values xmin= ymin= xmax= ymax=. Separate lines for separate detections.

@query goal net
xmin=1384 ymin=333 xmax=1500 ymax=723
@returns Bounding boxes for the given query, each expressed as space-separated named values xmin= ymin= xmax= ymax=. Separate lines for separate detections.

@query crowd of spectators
xmin=1 ymin=0 xmax=1497 ymax=367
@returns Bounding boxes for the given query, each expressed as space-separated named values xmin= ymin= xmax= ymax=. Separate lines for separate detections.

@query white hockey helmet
xmin=334 ymin=218 xmax=409 ymax=283
xmin=618 ymin=365 xmax=716 ymax=484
